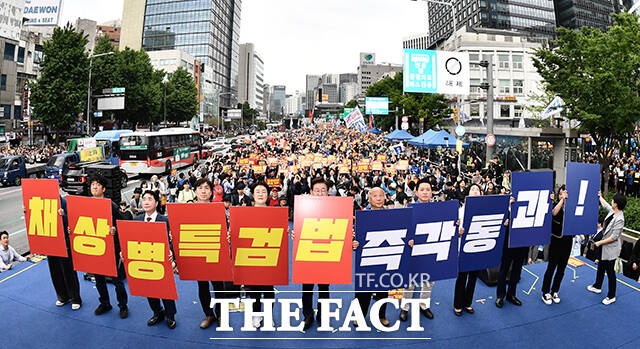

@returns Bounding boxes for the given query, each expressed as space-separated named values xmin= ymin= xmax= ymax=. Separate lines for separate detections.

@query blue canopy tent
xmin=369 ymin=127 xmax=383 ymax=135
xmin=407 ymin=129 xmax=437 ymax=146
xmin=383 ymin=129 xmax=414 ymax=141
xmin=409 ymin=130 xmax=468 ymax=148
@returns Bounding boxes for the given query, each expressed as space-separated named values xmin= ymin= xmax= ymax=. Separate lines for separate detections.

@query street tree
xmin=165 ymin=67 xmax=198 ymax=124
xmin=30 ymin=24 xmax=89 ymax=130
xmin=533 ymin=13 xmax=640 ymax=192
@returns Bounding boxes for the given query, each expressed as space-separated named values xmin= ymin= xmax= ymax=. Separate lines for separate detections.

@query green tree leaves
xmin=165 ymin=67 xmax=198 ymax=124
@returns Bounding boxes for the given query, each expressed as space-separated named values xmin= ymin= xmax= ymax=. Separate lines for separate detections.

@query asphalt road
xmin=0 ymin=177 xmax=143 ymax=255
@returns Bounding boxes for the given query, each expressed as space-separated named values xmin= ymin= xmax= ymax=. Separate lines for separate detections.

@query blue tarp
xmin=408 ymin=129 xmax=469 ymax=148
xmin=383 ymin=129 xmax=415 ymax=141
xmin=369 ymin=127 xmax=383 ymax=135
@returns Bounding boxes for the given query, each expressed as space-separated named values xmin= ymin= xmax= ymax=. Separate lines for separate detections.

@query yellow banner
xmin=79 ymin=147 xmax=104 ymax=162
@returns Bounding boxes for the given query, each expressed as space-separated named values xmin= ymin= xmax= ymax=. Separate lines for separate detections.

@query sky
xmin=57 ymin=0 xmax=428 ymax=92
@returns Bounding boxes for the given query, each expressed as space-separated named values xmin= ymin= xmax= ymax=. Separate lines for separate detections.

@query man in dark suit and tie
xmin=135 ymin=190 xmax=178 ymax=329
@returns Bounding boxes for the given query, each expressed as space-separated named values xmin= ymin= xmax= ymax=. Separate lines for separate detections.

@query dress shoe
xmin=379 ymin=318 xmax=390 ymax=326
xmin=464 ymin=307 xmax=475 ymax=314
xmin=399 ymin=309 xmax=408 ymax=322
xmin=200 ymin=316 xmax=216 ymax=329
xmin=303 ymin=316 xmax=314 ymax=330
xmin=421 ymin=307 xmax=434 ymax=319
xmin=94 ymin=304 xmax=112 ymax=315
xmin=495 ymin=298 xmax=504 ymax=308
xmin=147 ymin=311 xmax=165 ymax=326
xmin=454 ymin=309 xmax=462 ymax=316
xmin=119 ymin=306 xmax=129 ymax=319
xmin=507 ymin=296 xmax=522 ymax=306
xmin=167 ymin=317 xmax=177 ymax=329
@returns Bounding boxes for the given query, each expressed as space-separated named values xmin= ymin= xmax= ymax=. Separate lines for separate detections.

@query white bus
xmin=119 ymin=128 xmax=206 ymax=174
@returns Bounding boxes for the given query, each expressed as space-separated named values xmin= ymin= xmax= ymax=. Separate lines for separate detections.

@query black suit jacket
xmin=134 ymin=212 xmax=172 ymax=251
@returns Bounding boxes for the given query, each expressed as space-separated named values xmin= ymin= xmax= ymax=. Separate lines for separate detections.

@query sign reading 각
xmin=355 ymin=208 xmax=412 ymax=291
xmin=459 ymin=195 xmax=510 ymax=273
xmin=67 ymin=196 xmax=117 ymax=276
xmin=116 ymin=220 xmax=178 ymax=300
xmin=563 ymin=162 xmax=600 ymax=236
xmin=293 ymin=196 xmax=354 ymax=284
xmin=167 ymin=203 xmax=233 ymax=281
xmin=510 ymin=171 xmax=553 ymax=248
xmin=21 ymin=179 xmax=67 ymax=257
xmin=408 ymin=200 xmax=459 ymax=281
xmin=229 ymin=206 xmax=289 ymax=285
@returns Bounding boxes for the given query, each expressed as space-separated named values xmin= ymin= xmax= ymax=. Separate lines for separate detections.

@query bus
xmin=119 ymin=128 xmax=204 ymax=174
xmin=66 ymin=130 xmax=132 ymax=165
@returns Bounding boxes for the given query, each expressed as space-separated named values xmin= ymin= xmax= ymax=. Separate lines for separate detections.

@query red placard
xmin=229 ymin=207 xmax=289 ymax=286
xmin=67 ymin=196 xmax=117 ymax=276
xmin=116 ymin=220 xmax=178 ymax=300
xmin=21 ymin=179 xmax=67 ymax=257
xmin=292 ymin=196 xmax=354 ymax=284
xmin=166 ymin=203 xmax=233 ymax=281
xmin=266 ymin=178 xmax=281 ymax=188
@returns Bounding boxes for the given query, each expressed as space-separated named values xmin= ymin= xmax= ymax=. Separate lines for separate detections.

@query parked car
xmin=0 ymin=155 xmax=45 ymax=186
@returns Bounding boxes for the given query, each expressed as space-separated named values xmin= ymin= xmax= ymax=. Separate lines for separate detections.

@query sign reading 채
xmin=23 ymin=0 xmax=61 ymax=26
xmin=21 ymin=179 xmax=67 ymax=257
xmin=365 ymin=97 xmax=389 ymax=115
xmin=403 ymin=49 xmax=470 ymax=95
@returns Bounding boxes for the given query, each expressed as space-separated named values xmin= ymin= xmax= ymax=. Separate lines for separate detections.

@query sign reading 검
xmin=403 ymin=49 xmax=470 ymax=95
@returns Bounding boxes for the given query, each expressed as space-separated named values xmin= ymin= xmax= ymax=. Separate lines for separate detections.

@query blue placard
xmin=408 ymin=200 xmax=459 ymax=281
xmin=564 ymin=162 xmax=600 ymax=236
xmin=403 ymin=49 xmax=438 ymax=93
xmin=355 ymin=208 xmax=413 ymax=291
xmin=509 ymin=171 xmax=553 ymax=248
xmin=365 ymin=97 xmax=389 ymax=115
xmin=459 ymin=195 xmax=510 ymax=272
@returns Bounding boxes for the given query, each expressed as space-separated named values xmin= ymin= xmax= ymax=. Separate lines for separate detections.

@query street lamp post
xmin=162 ymin=75 xmax=168 ymax=125
xmin=86 ymin=51 xmax=114 ymax=135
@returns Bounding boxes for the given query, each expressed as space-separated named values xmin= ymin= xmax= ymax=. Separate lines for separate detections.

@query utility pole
xmin=479 ymin=56 xmax=494 ymax=163
xmin=86 ymin=52 xmax=114 ymax=135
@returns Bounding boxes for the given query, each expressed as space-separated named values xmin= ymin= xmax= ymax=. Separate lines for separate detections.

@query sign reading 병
xmin=403 ymin=49 xmax=470 ymax=95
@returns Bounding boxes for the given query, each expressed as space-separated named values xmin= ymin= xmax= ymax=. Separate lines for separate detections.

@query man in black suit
xmin=231 ymin=183 xmax=253 ymax=206
xmin=135 ymin=190 xmax=177 ymax=329
xmin=496 ymin=198 xmax=528 ymax=308
xmin=89 ymin=175 xmax=129 ymax=319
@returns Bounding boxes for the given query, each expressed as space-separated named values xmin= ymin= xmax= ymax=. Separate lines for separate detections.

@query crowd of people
xmin=3 ymin=126 xmax=634 ymax=332
xmin=0 ymin=144 xmax=65 ymax=163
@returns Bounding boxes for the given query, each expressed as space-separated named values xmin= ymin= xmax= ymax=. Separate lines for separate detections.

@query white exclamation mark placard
xmin=575 ymin=180 xmax=588 ymax=216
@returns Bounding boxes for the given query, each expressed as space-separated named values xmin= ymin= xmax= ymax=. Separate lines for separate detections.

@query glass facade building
xmin=142 ymin=0 xmax=241 ymax=116
xmin=553 ymin=0 xmax=617 ymax=31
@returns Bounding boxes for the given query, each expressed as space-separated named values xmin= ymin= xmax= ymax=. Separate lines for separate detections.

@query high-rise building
xmin=339 ymin=73 xmax=357 ymax=84
xmin=238 ymin=43 xmax=264 ymax=112
xmin=262 ymin=83 xmax=271 ymax=117
xmin=426 ymin=0 xmax=556 ymax=49
xmin=120 ymin=0 xmax=242 ymax=119
xmin=357 ymin=63 xmax=402 ymax=95
xmin=553 ymin=0 xmax=617 ymax=31
xmin=0 ymin=0 xmax=24 ymax=127
xmin=270 ymin=85 xmax=286 ymax=115
xmin=339 ymin=82 xmax=358 ymax=104
xmin=305 ymin=74 xmax=321 ymax=111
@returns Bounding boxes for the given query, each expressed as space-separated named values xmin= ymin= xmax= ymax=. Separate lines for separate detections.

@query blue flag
xmin=509 ymin=171 xmax=553 ymax=248
xmin=408 ymin=201 xmax=459 ymax=281
xmin=355 ymin=208 xmax=413 ymax=291
xmin=563 ymin=162 xmax=600 ymax=236
xmin=459 ymin=195 xmax=510 ymax=272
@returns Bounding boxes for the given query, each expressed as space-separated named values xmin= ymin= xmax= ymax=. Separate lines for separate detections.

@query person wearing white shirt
xmin=0 ymin=231 xmax=28 ymax=271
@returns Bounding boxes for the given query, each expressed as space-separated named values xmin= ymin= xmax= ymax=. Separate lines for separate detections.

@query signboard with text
xmin=403 ymin=49 xmax=470 ymax=95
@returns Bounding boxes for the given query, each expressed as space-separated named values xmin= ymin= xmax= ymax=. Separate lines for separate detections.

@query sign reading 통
xmin=403 ymin=49 xmax=470 ymax=95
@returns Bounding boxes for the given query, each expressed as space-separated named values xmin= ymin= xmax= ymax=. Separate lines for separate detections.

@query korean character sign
xmin=355 ymin=208 xmax=412 ymax=291
xmin=116 ymin=220 xmax=178 ymax=300
xmin=408 ymin=200 xmax=459 ymax=281
xmin=229 ymin=207 xmax=289 ymax=285
xmin=67 ymin=196 xmax=117 ymax=276
xmin=166 ymin=203 xmax=233 ymax=281
xmin=459 ymin=195 xmax=510 ymax=273
xmin=293 ymin=196 xmax=354 ymax=284
xmin=21 ymin=179 xmax=67 ymax=257
xmin=563 ymin=162 xmax=600 ymax=236
xmin=510 ymin=171 xmax=553 ymax=248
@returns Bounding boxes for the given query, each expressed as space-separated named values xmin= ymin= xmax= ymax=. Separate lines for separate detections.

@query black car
xmin=61 ymin=161 xmax=128 ymax=195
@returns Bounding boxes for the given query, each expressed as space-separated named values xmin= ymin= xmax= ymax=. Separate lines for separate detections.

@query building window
xmin=0 ymin=105 xmax=11 ymax=119
xmin=513 ymin=79 xmax=524 ymax=94
xmin=470 ymin=103 xmax=479 ymax=117
xmin=0 ymin=74 xmax=6 ymax=91
xmin=498 ymin=54 xmax=509 ymax=69
xmin=514 ymin=105 xmax=523 ymax=119
xmin=4 ymin=43 xmax=15 ymax=61
xmin=500 ymin=104 xmax=510 ymax=118
xmin=499 ymin=79 xmax=510 ymax=94
xmin=34 ymin=46 xmax=44 ymax=65
xmin=513 ymin=55 xmax=523 ymax=70
xmin=17 ymin=47 xmax=25 ymax=63
xmin=470 ymin=78 xmax=481 ymax=93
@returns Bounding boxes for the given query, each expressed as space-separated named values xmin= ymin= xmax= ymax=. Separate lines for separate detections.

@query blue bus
xmin=94 ymin=130 xmax=133 ymax=165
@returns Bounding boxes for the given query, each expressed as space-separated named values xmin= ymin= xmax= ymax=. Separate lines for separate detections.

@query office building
xmin=238 ymin=43 xmax=264 ymax=112
xmin=553 ymin=0 xmax=617 ymax=31
xmin=96 ymin=20 xmax=121 ymax=47
xmin=270 ymin=85 xmax=286 ymax=115
xmin=305 ymin=74 xmax=321 ymax=112
xmin=357 ymin=62 xmax=402 ymax=96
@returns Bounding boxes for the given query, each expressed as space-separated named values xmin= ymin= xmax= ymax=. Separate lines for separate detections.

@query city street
xmin=0 ymin=177 xmax=142 ymax=255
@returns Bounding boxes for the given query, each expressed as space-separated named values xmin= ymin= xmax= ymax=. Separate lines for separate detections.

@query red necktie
xmin=146 ymin=217 xmax=152 ymax=222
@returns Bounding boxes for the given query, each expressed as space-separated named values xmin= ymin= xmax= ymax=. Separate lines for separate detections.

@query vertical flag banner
xmin=67 ymin=196 xmax=117 ymax=276
xmin=510 ymin=171 xmax=553 ymax=248
xmin=459 ymin=195 xmax=510 ymax=273
xmin=117 ymin=220 xmax=178 ymax=300
xmin=21 ymin=179 xmax=67 ymax=257
xmin=408 ymin=201 xmax=459 ymax=281
xmin=563 ymin=162 xmax=600 ymax=236
xmin=229 ymin=207 xmax=289 ymax=285
xmin=293 ymin=196 xmax=354 ymax=284
xmin=355 ymin=208 xmax=412 ymax=291
xmin=167 ymin=203 xmax=233 ymax=281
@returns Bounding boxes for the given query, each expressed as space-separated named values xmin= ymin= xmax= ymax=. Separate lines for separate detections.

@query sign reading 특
xmin=403 ymin=49 xmax=470 ymax=95
xmin=510 ymin=171 xmax=554 ymax=248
